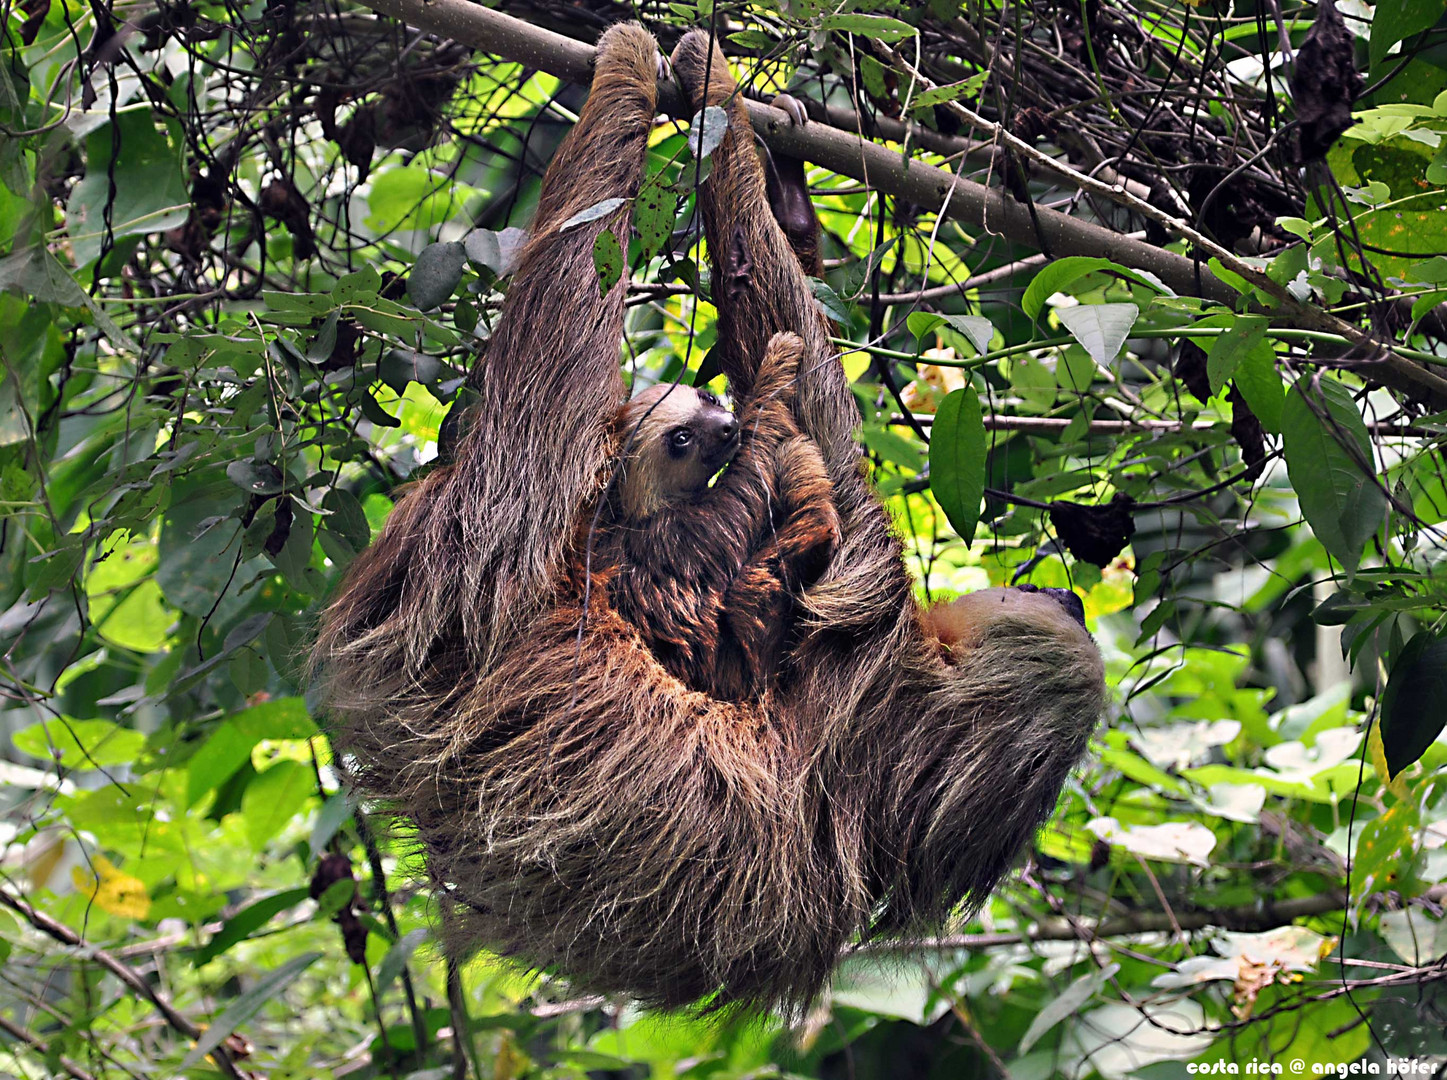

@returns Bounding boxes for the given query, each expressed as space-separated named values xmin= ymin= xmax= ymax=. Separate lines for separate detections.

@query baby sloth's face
xmin=615 ymin=383 xmax=740 ymax=519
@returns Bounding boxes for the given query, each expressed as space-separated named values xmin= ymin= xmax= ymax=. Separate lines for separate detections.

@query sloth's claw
xmin=772 ymin=93 xmax=808 ymax=127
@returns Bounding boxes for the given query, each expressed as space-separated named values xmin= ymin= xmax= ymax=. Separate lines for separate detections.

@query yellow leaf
xmin=72 ymin=855 xmax=151 ymax=920
xmin=1368 ymin=722 xmax=1410 ymax=800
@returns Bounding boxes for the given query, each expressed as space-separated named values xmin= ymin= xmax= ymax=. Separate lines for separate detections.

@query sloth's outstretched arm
xmin=669 ymin=32 xmax=859 ymax=475
xmin=316 ymin=24 xmax=659 ymax=676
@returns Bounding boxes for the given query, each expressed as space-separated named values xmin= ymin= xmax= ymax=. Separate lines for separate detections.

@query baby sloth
xmin=596 ymin=331 xmax=839 ymax=700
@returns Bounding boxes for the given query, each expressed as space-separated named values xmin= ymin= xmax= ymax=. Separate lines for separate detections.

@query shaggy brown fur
xmin=312 ymin=24 xmax=1107 ymax=1014
xmin=601 ymin=332 xmax=840 ymax=700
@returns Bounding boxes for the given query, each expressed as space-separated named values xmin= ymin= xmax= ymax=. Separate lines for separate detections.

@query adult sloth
xmin=313 ymin=23 xmax=1106 ymax=1013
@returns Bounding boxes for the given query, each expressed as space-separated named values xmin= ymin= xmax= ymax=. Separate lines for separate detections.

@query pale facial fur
xmin=614 ymin=383 xmax=740 ymax=520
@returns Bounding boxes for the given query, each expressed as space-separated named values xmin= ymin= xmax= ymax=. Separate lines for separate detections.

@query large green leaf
xmin=1380 ymin=630 xmax=1447 ymax=778
xmin=1022 ymin=257 xmax=1172 ymax=319
xmin=193 ymin=888 xmax=311 ymax=966
xmin=64 ymin=113 xmax=188 ymax=268
xmin=241 ymin=759 xmax=315 ymax=851
xmin=407 ymin=240 xmax=466 ymax=311
xmin=1206 ymin=315 xmax=1269 ymax=396
xmin=818 ymin=13 xmax=917 ymax=41
xmin=929 ymin=388 xmax=986 ymax=543
xmin=1232 ymin=343 xmax=1286 ymax=434
xmin=1371 ymin=0 xmax=1447 ymax=68
xmin=12 ymin=718 xmax=146 ymax=769
xmin=1054 ymin=303 xmax=1139 ymax=366
xmin=1280 ymin=377 xmax=1386 ymax=575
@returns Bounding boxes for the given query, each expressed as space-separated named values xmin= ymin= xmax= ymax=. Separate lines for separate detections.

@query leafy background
xmin=4 ymin=0 xmax=1447 ymax=1076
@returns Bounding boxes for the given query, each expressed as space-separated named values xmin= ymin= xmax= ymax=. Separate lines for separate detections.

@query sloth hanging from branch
xmin=311 ymin=23 xmax=1107 ymax=1013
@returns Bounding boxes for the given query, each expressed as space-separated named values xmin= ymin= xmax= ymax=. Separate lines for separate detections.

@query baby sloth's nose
xmin=703 ymin=411 xmax=740 ymax=464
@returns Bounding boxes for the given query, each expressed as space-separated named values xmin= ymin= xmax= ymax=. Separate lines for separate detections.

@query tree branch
xmin=0 ymin=889 xmax=245 ymax=1080
xmin=355 ymin=0 xmax=1447 ymax=405
xmin=857 ymin=889 xmax=1349 ymax=953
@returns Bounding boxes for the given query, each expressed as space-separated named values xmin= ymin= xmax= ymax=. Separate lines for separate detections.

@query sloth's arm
xmin=440 ymin=24 xmax=660 ymax=647
xmin=715 ymin=436 xmax=838 ymax=693
xmin=315 ymin=25 xmax=661 ymax=671
xmin=669 ymin=33 xmax=858 ymax=469
xmin=662 ymin=331 xmax=807 ymax=551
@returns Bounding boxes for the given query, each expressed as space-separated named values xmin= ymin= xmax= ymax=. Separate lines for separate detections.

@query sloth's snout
xmin=702 ymin=411 xmax=740 ymax=464
xmin=1015 ymin=584 xmax=1088 ymax=628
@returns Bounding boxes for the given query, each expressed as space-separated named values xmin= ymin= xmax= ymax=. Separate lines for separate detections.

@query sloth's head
xmin=614 ymin=383 xmax=740 ymax=520
xmin=923 ymin=585 xmax=1092 ymax=659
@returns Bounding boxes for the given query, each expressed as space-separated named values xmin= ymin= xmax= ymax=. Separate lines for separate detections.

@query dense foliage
xmin=4 ymin=0 xmax=1447 ymax=1075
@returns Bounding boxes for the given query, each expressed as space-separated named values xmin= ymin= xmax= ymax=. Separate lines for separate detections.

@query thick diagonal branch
xmin=356 ymin=0 xmax=1447 ymax=405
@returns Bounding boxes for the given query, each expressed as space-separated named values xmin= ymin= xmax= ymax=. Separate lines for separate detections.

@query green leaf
xmin=910 ymin=74 xmax=987 ymax=111
xmin=1380 ymin=630 xmax=1447 ymax=778
xmin=1232 ymin=343 xmax=1286 ymax=435
xmin=232 ymin=697 xmax=317 ymax=741
xmin=64 ymin=113 xmax=188 ymax=267
xmin=908 ymin=309 xmax=1001 ymax=356
xmin=194 ymin=888 xmax=310 ymax=967
xmin=819 ymin=13 xmax=918 ymax=41
xmin=907 ymin=311 xmax=944 ymax=342
xmin=1280 ymin=377 xmax=1386 ymax=575
xmin=179 ymin=952 xmax=322 ymax=1069
xmin=727 ymin=29 xmax=775 ymax=49
xmin=1370 ymin=0 xmax=1446 ymax=69
xmin=12 ymin=718 xmax=146 ymax=769
xmin=634 ymin=173 xmax=675 ymax=262
xmin=929 ymin=388 xmax=986 ymax=543
xmin=811 ymin=279 xmax=850 ymax=323
xmin=333 ymin=266 xmax=381 ymax=304
xmin=1022 ymin=256 xmax=1173 ymax=319
xmin=407 ymin=241 xmax=466 ymax=311
xmin=687 ymin=106 xmax=729 ymax=160
xmin=311 ymin=792 xmax=354 ymax=855
xmin=858 ymin=55 xmax=889 ymax=101
xmin=321 ymin=488 xmax=371 ymax=554
xmin=861 ymin=424 xmax=924 ymax=470
xmin=592 ymin=230 xmax=623 ymax=296
xmin=1020 ymin=963 xmax=1119 ymax=1053
xmin=941 ymin=314 xmax=994 ymax=355
xmin=378 ymin=348 xmax=445 ymax=393
xmin=306 ymin=311 xmax=339 ymax=363
xmin=376 ymin=927 xmax=430 ymax=993
xmin=558 ymin=197 xmax=626 ymax=233
xmin=1206 ymin=315 xmax=1270 ymax=396
xmin=186 ymin=721 xmax=255 ymax=806
xmin=241 ymin=760 xmax=315 ymax=851
xmin=157 ymin=476 xmax=265 ymax=621
xmin=1054 ymin=303 xmax=1139 ymax=365
xmin=0 ymin=246 xmax=137 ymax=352
xmin=225 ymin=460 xmax=285 ymax=495
xmin=462 ymin=226 xmax=527 ymax=275
xmin=358 ymin=388 xmax=400 ymax=428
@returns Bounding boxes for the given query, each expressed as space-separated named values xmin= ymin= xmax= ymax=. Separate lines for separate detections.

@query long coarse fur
xmin=312 ymin=24 xmax=1107 ymax=1014
xmin=602 ymin=331 xmax=840 ymax=700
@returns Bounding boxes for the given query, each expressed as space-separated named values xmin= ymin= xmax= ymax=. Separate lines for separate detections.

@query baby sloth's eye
xmin=670 ymin=428 xmax=693 ymax=450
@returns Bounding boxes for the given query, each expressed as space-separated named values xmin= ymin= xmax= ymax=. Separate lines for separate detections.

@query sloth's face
xmin=923 ymin=585 xmax=1092 ymax=657
xmin=615 ymin=383 xmax=740 ymax=519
